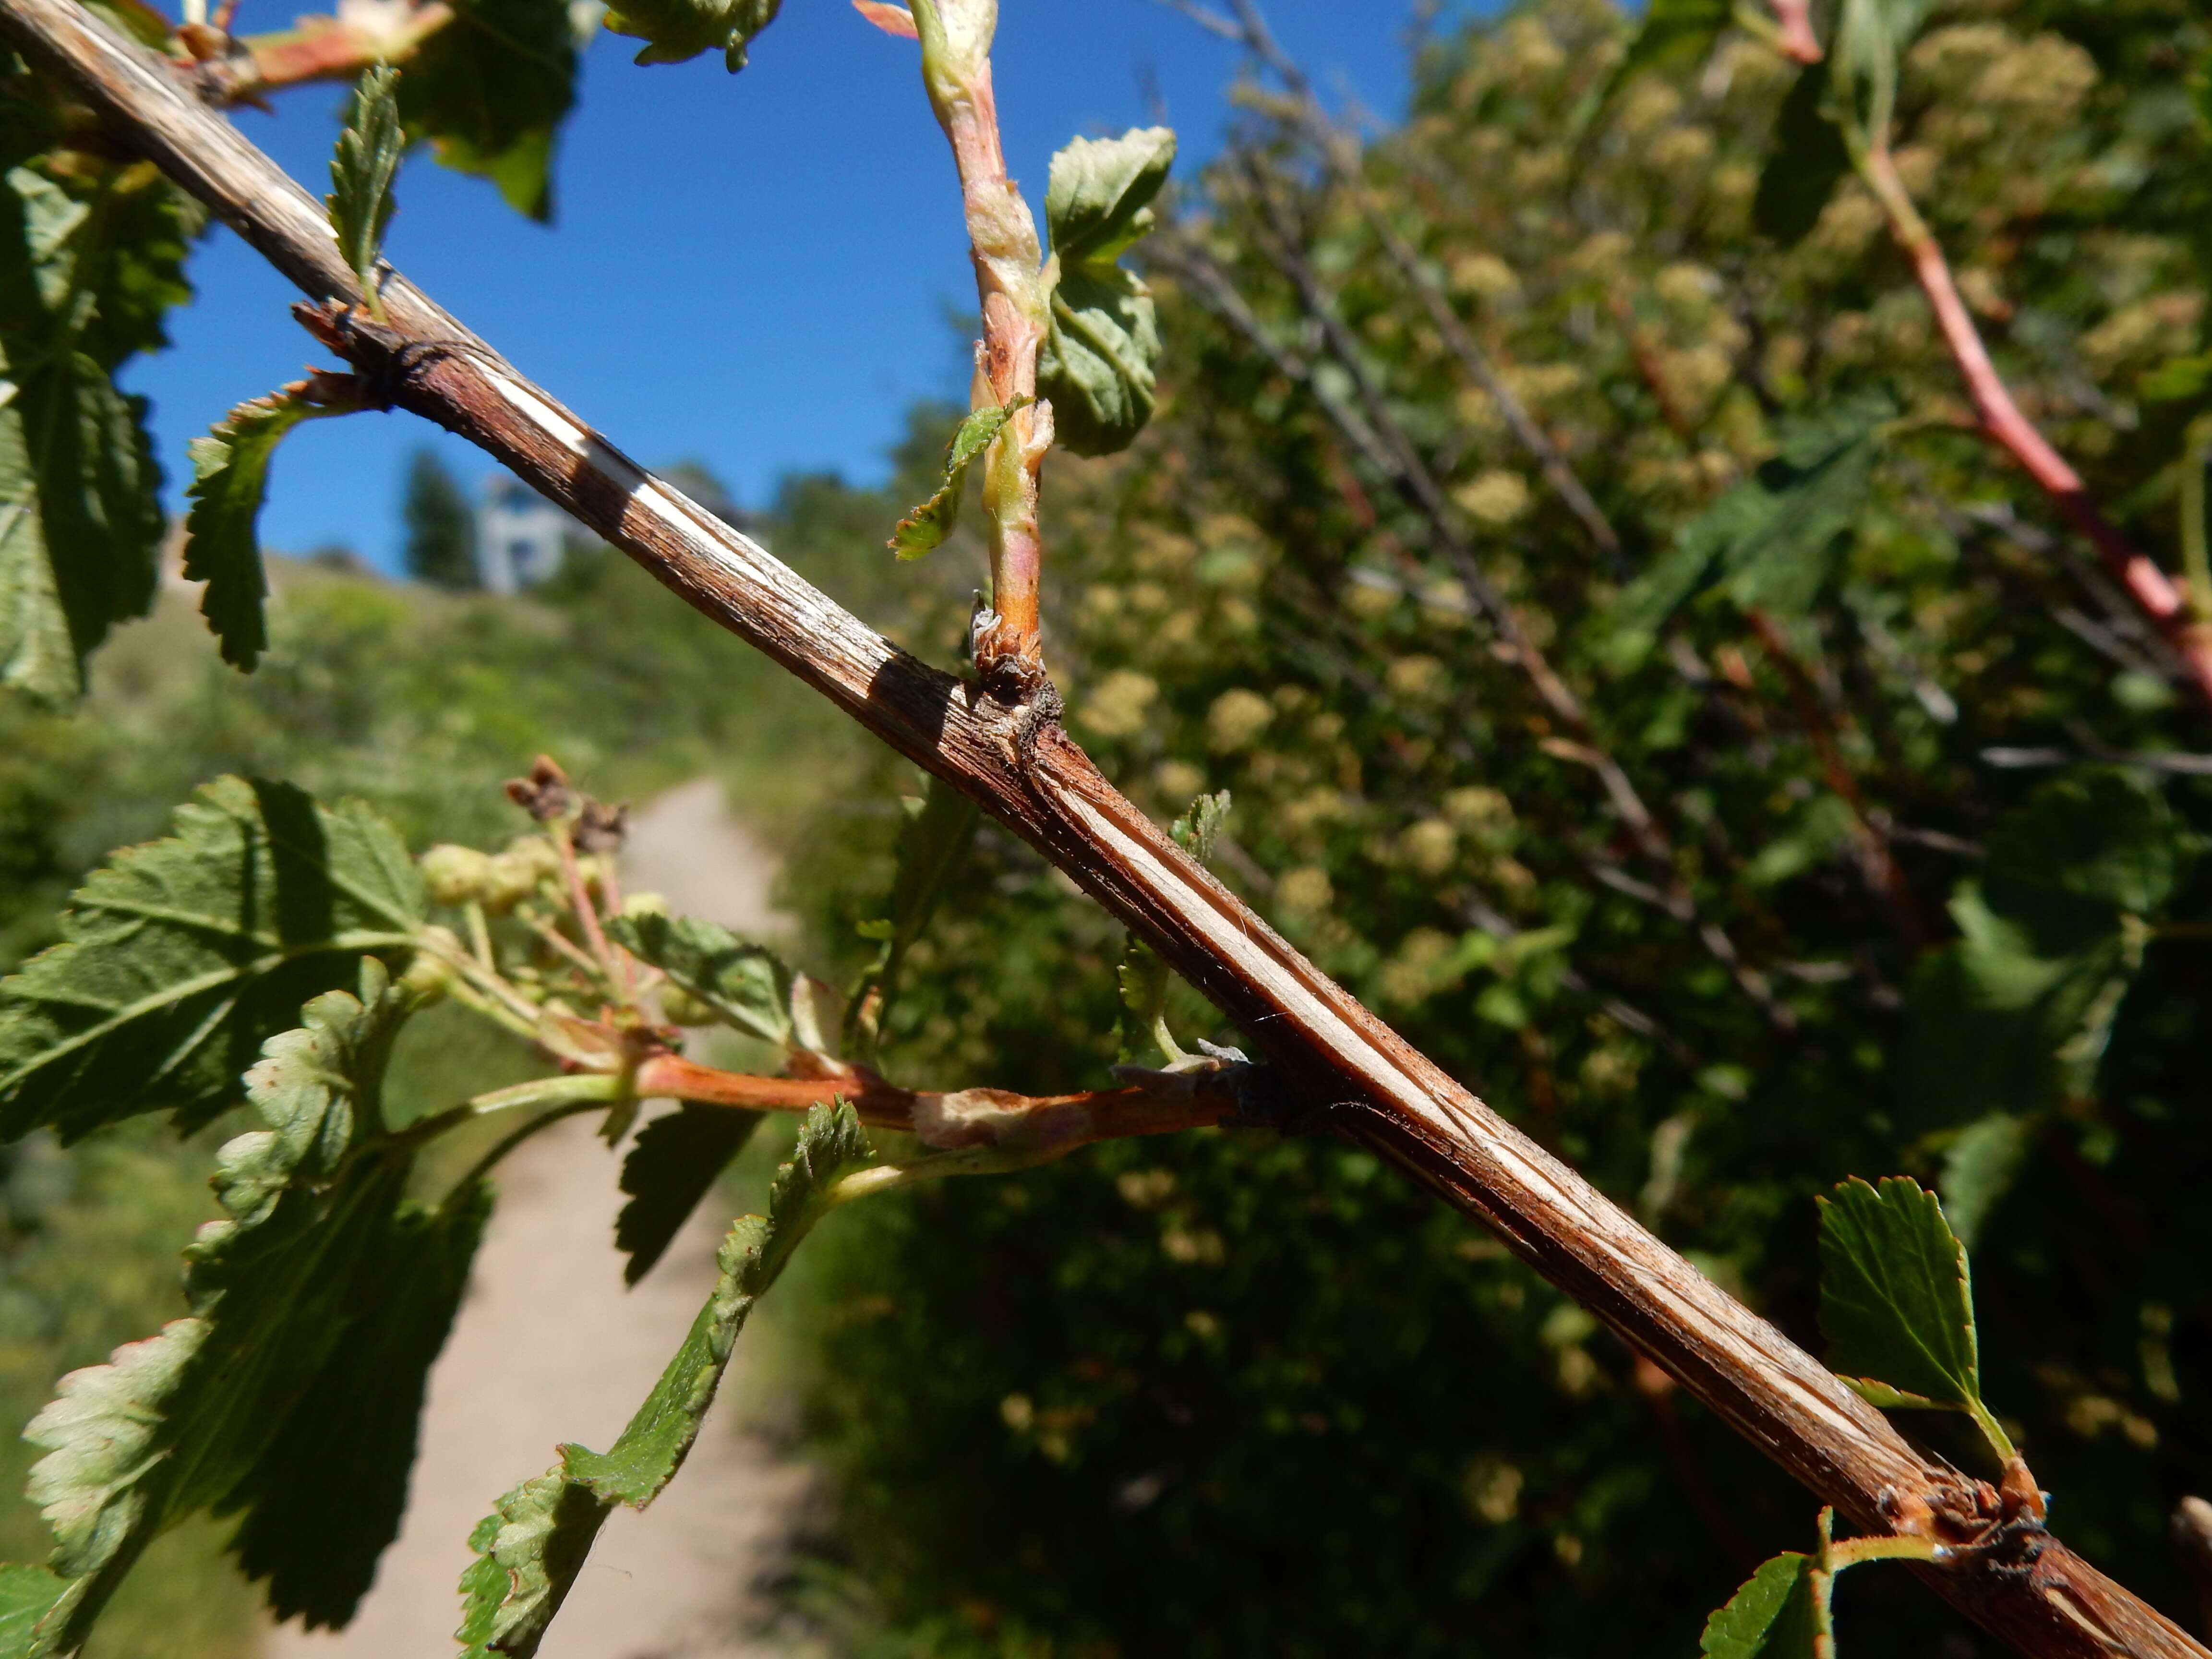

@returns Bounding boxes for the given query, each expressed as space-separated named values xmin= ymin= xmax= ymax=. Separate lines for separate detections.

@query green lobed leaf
xmin=0 ymin=163 xmax=178 ymax=704
xmin=1817 ymin=1176 xmax=2011 ymax=1462
xmin=457 ymin=1104 xmax=871 ymax=1657
xmin=602 ymin=0 xmax=780 ymax=70
xmin=1114 ymin=792 xmax=1226 ymax=1065
xmin=1115 ymin=935 xmax=1178 ymax=1067
xmin=18 ymin=967 xmax=439 ymax=1653
xmin=1607 ymin=392 xmax=1888 ymax=665
xmin=888 ymin=399 xmax=1027 ymax=560
xmin=453 ymin=1470 xmax=606 ymax=1659
xmin=614 ymin=1104 xmax=763 ymax=1286
xmin=606 ymin=912 xmax=793 ymax=1046
xmin=1170 ymin=790 xmax=1231 ymax=863
xmin=1980 ymin=770 xmax=2182 ymax=949
xmin=1045 ymin=126 xmax=1177 ymax=268
xmin=0 ymin=1566 xmax=70 ymax=1659
xmin=1752 ymin=62 xmax=1850 ymax=247
xmin=181 ymin=391 xmax=335 ymax=672
xmin=0 ymin=776 xmax=424 ymax=1142
xmin=399 ymin=0 xmax=578 ymax=221
xmin=1698 ymin=1552 xmax=1821 ymax=1659
xmin=327 ymin=66 xmax=403 ymax=310
xmin=1940 ymin=1112 xmax=2033 ymax=1252
xmin=224 ymin=1182 xmax=489 ymax=1629
xmin=1902 ymin=772 xmax=2185 ymax=1125
xmin=1039 ymin=127 xmax=1176 ymax=457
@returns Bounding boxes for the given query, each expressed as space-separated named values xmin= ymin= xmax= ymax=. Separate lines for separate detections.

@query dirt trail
xmin=264 ymin=779 xmax=814 ymax=1659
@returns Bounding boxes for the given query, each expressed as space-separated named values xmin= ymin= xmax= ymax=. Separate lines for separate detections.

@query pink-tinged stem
xmin=1861 ymin=144 xmax=2212 ymax=706
xmin=1770 ymin=0 xmax=1821 ymax=63
xmin=913 ymin=3 xmax=1051 ymax=694
xmin=182 ymin=2 xmax=453 ymax=102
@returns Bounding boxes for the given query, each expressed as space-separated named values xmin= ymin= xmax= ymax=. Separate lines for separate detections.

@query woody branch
xmin=5 ymin=3 xmax=2203 ymax=1654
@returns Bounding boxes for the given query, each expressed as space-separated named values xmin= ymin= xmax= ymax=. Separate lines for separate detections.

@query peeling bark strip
xmin=2 ymin=4 xmax=2201 ymax=1654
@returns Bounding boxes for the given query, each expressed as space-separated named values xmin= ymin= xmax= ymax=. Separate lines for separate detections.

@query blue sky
xmin=123 ymin=1 xmax=1437 ymax=572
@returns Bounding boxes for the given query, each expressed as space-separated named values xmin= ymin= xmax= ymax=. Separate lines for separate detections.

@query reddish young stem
xmin=912 ymin=1 xmax=1051 ymax=694
xmin=1769 ymin=0 xmax=1821 ymax=64
xmin=633 ymin=1052 xmax=1229 ymax=1154
xmin=181 ymin=2 xmax=452 ymax=103
xmin=1858 ymin=144 xmax=2212 ymax=706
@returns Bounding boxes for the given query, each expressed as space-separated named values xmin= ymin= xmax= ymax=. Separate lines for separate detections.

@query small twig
xmin=1980 ymin=746 xmax=2212 ymax=778
xmin=400 ymin=1071 xmax=631 ymax=1148
xmin=632 ymin=1050 xmax=1232 ymax=1156
xmin=1177 ymin=0 xmax=1627 ymax=573
xmin=181 ymin=1 xmax=453 ymax=103
xmin=1160 ymin=224 xmax=1790 ymax=1026
xmin=526 ymin=913 xmax=613 ymax=988
xmin=907 ymin=0 xmax=1052 ymax=694
xmin=552 ymin=821 xmax=623 ymax=985
xmin=1856 ymin=141 xmax=2212 ymax=707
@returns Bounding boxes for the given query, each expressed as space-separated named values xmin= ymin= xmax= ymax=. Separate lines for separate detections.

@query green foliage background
xmin=3 ymin=0 xmax=2212 ymax=1652
xmin=765 ymin=1 xmax=2212 ymax=1653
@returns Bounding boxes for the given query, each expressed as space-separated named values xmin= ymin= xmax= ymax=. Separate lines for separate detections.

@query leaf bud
xmin=480 ymin=852 xmax=542 ymax=916
xmin=503 ymin=835 xmax=565 ymax=883
xmin=419 ymin=843 xmax=492 ymax=908
xmin=660 ymin=986 xmax=718 ymax=1026
xmin=399 ymin=930 xmax=464 ymax=1001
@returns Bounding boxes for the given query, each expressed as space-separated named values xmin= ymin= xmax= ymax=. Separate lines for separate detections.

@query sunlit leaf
xmin=1040 ymin=127 xmax=1176 ymax=457
xmin=888 ymin=399 xmax=1026 ymax=560
xmin=602 ymin=0 xmax=780 ymax=71
xmin=18 ymin=968 xmax=444 ymax=1652
xmin=182 ymin=390 xmax=344 ymax=672
xmin=0 ymin=164 xmax=177 ymax=704
xmin=606 ymin=912 xmax=793 ymax=1047
xmin=1817 ymin=1175 xmax=2011 ymax=1459
xmin=1607 ymin=392 xmax=1888 ymax=665
xmin=1698 ymin=1551 xmax=1821 ymax=1659
xmin=1940 ymin=1112 xmax=2032 ymax=1251
xmin=326 ymin=66 xmax=403 ymax=313
xmin=0 ymin=776 xmax=424 ymax=1142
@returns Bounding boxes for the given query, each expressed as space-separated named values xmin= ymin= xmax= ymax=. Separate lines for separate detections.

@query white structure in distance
xmin=476 ymin=475 xmax=569 ymax=593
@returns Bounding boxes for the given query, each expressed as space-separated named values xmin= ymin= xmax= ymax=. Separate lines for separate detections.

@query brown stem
xmin=2176 ymin=1499 xmax=2212 ymax=1641
xmin=1857 ymin=143 xmax=2212 ymax=708
xmin=632 ymin=1053 xmax=1229 ymax=1155
xmin=15 ymin=6 xmax=2205 ymax=1652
